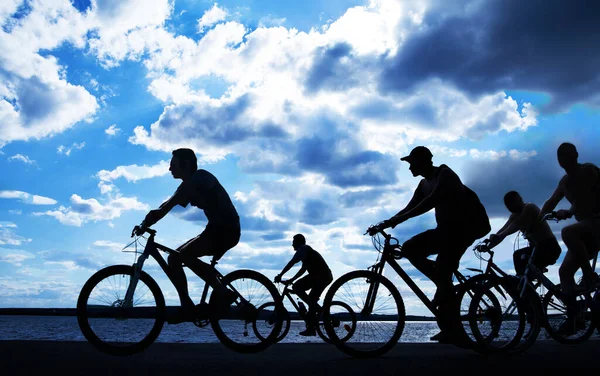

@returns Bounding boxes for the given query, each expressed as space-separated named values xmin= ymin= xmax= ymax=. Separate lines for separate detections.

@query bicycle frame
xmin=279 ymin=285 xmax=311 ymax=321
xmin=123 ymin=228 xmax=223 ymax=310
xmin=364 ymin=230 xmax=513 ymax=319
xmin=519 ymin=237 xmax=599 ymax=301
xmin=365 ymin=229 xmax=439 ymax=316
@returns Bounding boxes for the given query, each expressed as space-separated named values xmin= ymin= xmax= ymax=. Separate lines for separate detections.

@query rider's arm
xmin=278 ymin=258 xmax=298 ymax=278
xmin=538 ymin=180 xmax=565 ymax=220
xmin=394 ymin=168 xmax=455 ymax=223
xmin=495 ymin=213 xmax=521 ymax=239
xmin=488 ymin=213 xmax=517 ymax=248
xmin=145 ymin=185 xmax=188 ymax=226
xmin=388 ymin=182 xmax=424 ymax=225
xmin=287 ymin=265 xmax=307 ymax=283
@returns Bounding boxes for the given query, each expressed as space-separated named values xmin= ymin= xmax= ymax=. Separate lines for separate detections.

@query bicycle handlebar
xmin=131 ymin=221 xmax=156 ymax=238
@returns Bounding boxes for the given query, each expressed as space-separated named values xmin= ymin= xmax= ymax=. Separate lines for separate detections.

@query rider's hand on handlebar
xmin=274 ymin=274 xmax=282 ymax=283
xmin=131 ymin=221 xmax=146 ymax=237
xmin=555 ymin=209 xmax=573 ymax=221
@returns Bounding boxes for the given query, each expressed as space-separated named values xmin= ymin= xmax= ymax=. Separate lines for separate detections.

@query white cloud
xmin=430 ymin=146 xmax=538 ymax=161
xmin=0 ymin=224 xmax=32 ymax=246
xmin=197 ymin=3 xmax=228 ymax=32
xmin=0 ymin=190 xmax=57 ymax=205
xmin=0 ymin=1 xmax=98 ymax=148
xmin=8 ymin=210 xmax=22 ymax=215
xmin=97 ymin=160 xmax=170 ymax=183
xmin=57 ymin=142 xmax=86 ymax=156
xmin=93 ymin=240 xmax=126 ymax=251
xmin=258 ymin=15 xmax=286 ymax=28
xmin=8 ymin=154 xmax=36 ymax=165
xmin=0 ymin=251 xmax=35 ymax=267
xmin=33 ymin=194 xmax=149 ymax=227
xmin=105 ymin=124 xmax=121 ymax=136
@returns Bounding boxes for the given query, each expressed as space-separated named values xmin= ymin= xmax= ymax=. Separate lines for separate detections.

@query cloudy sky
xmin=1 ymin=0 xmax=599 ymax=315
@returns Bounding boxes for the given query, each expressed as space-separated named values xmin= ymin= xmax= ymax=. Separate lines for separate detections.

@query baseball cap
xmin=400 ymin=146 xmax=433 ymax=163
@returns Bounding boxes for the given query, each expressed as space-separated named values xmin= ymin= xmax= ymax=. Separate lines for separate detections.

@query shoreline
xmin=0 ymin=308 xmax=438 ymax=321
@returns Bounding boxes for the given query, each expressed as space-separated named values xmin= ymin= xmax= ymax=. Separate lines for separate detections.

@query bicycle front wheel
xmin=76 ymin=265 xmax=166 ymax=356
xmin=321 ymin=270 xmax=405 ymax=358
xmin=316 ymin=301 xmax=357 ymax=343
xmin=210 ymin=270 xmax=282 ymax=353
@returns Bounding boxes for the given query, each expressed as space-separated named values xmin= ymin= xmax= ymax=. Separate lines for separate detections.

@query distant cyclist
xmin=275 ymin=234 xmax=333 ymax=336
xmin=486 ymin=191 xmax=561 ymax=276
xmin=538 ymin=142 xmax=600 ymax=334
xmin=141 ymin=148 xmax=241 ymax=323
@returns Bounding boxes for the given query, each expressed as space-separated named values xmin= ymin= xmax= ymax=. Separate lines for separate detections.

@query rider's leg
xmin=401 ymin=230 xmax=439 ymax=281
xmin=292 ymin=276 xmax=312 ymax=304
xmin=557 ymin=250 xmax=580 ymax=334
xmin=167 ymin=253 xmax=195 ymax=309
xmin=513 ymin=246 xmax=532 ymax=276
xmin=431 ymin=234 xmax=469 ymax=342
xmin=178 ymin=226 xmax=240 ymax=297
xmin=562 ymin=223 xmax=595 ymax=281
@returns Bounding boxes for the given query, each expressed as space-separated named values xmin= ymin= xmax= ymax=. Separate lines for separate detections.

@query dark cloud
xmin=300 ymin=199 xmax=338 ymax=226
xmin=156 ymin=94 xmax=288 ymax=146
xmin=464 ymin=140 xmax=600 ymax=218
xmin=260 ymin=232 xmax=287 ymax=241
xmin=304 ymin=43 xmax=360 ymax=93
xmin=351 ymin=97 xmax=438 ymax=126
xmin=295 ymin=136 xmax=399 ymax=187
xmin=16 ymin=76 xmax=64 ymax=123
xmin=380 ymin=0 xmax=600 ymax=112
xmin=339 ymin=187 xmax=398 ymax=208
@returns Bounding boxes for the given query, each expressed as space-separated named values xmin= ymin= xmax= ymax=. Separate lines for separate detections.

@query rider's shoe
xmin=299 ymin=327 xmax=317 ymax=337
xmin=167 ymin=306 xmax=197 ymax=325
xmin=429 ymin=331 xmax=453 ymax=344
xmin=555 ymin=317 xmax=577 ymax=336
xmin=212 ymin=289 xmax=237 ymax=315
xmin=575 ymin=273 xmax=600 ymax=293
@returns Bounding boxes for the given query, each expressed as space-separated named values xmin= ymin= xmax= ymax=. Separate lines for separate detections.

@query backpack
xmin=463 ymin=184 xmax=491 ymax=239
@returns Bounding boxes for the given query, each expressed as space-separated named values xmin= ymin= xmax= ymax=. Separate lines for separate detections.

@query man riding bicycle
xmin=372 ymin=146 xmax=486 ymax=343
xmin=141 ymin=148 xmax=241 ymax=323
xmin=487 ymin=191 xmax=561 ymax=276
xmin=538 ymin=142 xmax=600 ymax=335
xmin=274 ymin=234 xmax=333 ymax=336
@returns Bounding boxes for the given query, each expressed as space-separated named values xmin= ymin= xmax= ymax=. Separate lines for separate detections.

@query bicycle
xmin=253 ymin=280 xmax=357 ymax=343
xmin=76 ymin=222 xmax=282 ymax=356
xmin=513 ymin=212 xmax=600 ymax=345
xmin=320 ymin=224 xmax=531 ymax=358
xmin=455 ymin=239 xmax=542 ymax=355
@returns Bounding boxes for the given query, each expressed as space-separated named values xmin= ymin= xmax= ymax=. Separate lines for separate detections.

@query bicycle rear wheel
xmin=210 ymin=269 xmax=282 ymax=353
xmin=252 ymin=302 xmax=290 ymax=343
xmin=543 ymin=290 xmax=595 ymax=344
xmin=76 ymin=265 xmax=166 ymax=356
xmin=316 ymin=301 xmax=357 ymax=343
xmin=468 ymin=276 xmax=528 ymax=354
xmin=321 ymin=270 xmax=405 ymax=358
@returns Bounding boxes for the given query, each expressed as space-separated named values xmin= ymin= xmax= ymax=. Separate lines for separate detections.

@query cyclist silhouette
xmin=538 ymin=142 xmax=600 ymax=335
xmin=487 ymin=191 xmax=561 ymax=276
xmin=275 ymin=234 xmax=333 ymax=336
xmin=375 ymin=146 xmax=481 ymax=343
xmin=142 ymin=148 xmax=241 ymax=323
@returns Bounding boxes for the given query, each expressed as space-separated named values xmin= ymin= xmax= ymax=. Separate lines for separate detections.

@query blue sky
xmin=1 ymin=0 xmax=599 ymax=315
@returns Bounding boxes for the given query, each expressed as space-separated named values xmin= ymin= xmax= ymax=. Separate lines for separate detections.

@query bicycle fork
xmin=123 ymin=251 xmax=150 ymax=308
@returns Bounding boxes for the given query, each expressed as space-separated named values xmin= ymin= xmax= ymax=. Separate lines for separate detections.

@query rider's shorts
xmin=177 ymin=222 xmax=241 ymax=261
